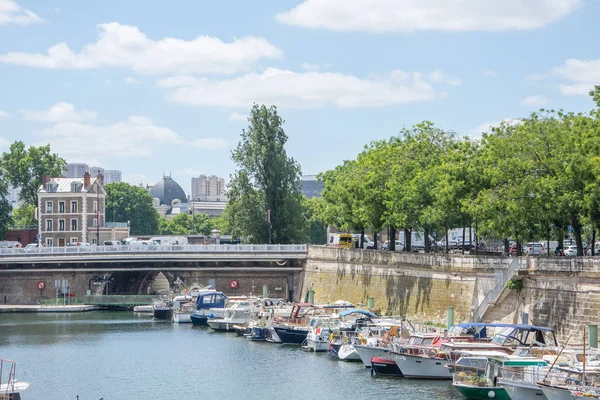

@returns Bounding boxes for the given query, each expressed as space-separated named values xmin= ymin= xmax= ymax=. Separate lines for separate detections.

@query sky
xmin=1 ymin=0 xmax=599 ymax=195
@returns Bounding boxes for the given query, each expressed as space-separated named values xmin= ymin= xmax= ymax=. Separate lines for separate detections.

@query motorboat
xmin=153 ymin=294 xmax=192 ymax=320
xmin=133 ymin=305 xmax=153 ymax=313
xmin=328 ymin=309 xmax=378 ymax=361
xmin=172 ymin=301 xmax=196 ymax=323
xmin=371 ymin=356 xmax=403 ymax=377
xmin=189 ymin=291 xmax=227 ymax=326
xmin=207 ymin=304 xmax=252 ymax=332
xmin=0 ymin=358 xmax=29 ymax=400
xmin=354 ymin=323 xmax=412 ymax=368
xmin=271 ymin=303 xmax=315 ymax=344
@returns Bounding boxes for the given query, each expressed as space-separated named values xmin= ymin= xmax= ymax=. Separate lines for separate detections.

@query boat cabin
xmin=196 ymin=291 xmax=228 ymax=311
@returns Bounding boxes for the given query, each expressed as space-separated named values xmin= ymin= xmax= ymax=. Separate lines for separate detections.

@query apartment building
xmin=37 ymin=173 xmax=129 ymax=246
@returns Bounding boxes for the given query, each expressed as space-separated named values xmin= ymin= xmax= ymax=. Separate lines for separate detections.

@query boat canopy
xmin=451 ymin=322 xmax=556 ymax=343
xmin=339 ymin=309 xmax=378 ymax=318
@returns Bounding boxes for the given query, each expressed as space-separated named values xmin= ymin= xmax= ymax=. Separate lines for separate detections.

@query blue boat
xmin=190 ymin=291 xmax=228 ymax=326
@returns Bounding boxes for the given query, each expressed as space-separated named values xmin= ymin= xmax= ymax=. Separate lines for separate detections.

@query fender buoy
xmin=316 ymin=328 xmax=322 ymax=335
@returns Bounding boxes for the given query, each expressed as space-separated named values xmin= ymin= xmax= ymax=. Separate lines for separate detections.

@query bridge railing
xmin=0 ymin=244 xmax=307 ymax=256
xmin=40 ymin=295 xmax=160 ymax=307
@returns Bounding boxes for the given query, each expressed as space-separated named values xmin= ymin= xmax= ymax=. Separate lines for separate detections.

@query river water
xmin=0 ymin=312 xmax=463 ymax=400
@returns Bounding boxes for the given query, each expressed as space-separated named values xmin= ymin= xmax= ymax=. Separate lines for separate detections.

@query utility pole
xmin=96 ymin=183 xmax=100 ymax=245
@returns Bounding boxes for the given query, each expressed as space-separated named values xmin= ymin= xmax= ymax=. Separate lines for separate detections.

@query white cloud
xmin=181 ymin=168 xmax=204 ymax=176
xmin=0 ymin=22 xmax=283 ymax=75
xmin=483 ymin=70 xmax=497 ymax=78
xmin=159 ymin=67 xmax=460 ymax=109
xmin=124 ymin=76 xmax=141 ymax=85
xmin=36 ymin=115 xmax=181 ymax=160
xmin=428 ymin=69 xmax=462 ymax=87
xmin=470 ymin=118 xmax=522 ymax=136
xmin=548 ymin=58 xmax=600 ymax=96
xmin=521 ymin=95 xmax=549 ymax=107
xmin=300 ymin=62 xmax=331 ymax=71
xmin=21 ymin=102 xmax=97 ymax=122
xmin=229 ymin=112 xmax=247 ymax=122
xmin=188 ymin=138 xmax=229 ymax=150
xmin=0 ymin=110 xmax=10 ymax=118
xmin=276 ymin=0 xmax=580 ymax=32
xmin=0 ymin=0 xmax=43 ymax=25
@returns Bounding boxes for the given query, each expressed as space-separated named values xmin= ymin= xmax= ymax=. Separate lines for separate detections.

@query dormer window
xmin=71 ymin=182 xmax=82 ymax=192
xmin=46 ymin=181 xmax=58 ymax=192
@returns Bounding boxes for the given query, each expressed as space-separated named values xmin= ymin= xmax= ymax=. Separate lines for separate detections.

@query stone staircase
xmin=472 ymin=258 xmax=527 ymax=322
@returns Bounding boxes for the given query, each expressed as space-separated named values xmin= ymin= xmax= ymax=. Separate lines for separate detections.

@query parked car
xmin=509 ymin=243 xmax=518 ymax=256
xmin=524 ymin=242 xmax=545 ymax=256
xmin=587 ymin=243 xmax=600 ymax=256
xmin=564 ymin=245 xmax=578 ymax=257
xmin=103 ymin=241 xmax=121 ymax=246
xmin=25 ymin=243 xmax=39 ymax=252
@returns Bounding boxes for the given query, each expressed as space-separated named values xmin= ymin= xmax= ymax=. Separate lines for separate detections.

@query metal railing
xmin=40 ymin=295 xmax=160 ymax=307
xmin=472 ymin=258 xmax=524 ymax=322
xmin=0 ymin=244 xmax=307 ymax=256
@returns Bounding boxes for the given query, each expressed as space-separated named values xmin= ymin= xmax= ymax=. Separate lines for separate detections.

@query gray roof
xmin=149 ymin=175 xmax=187 ymax=206
xmin=38 ymin=177 xmax=100 ymax=193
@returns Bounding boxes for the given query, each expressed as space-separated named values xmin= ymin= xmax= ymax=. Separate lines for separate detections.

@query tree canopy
xmin=315 ymin=88 xmax=600 ymax=255
xmin=1 ymin=141 xmax=66 ymax=206
xmin=105 ymin=182 xmax=160 ymax=235
xmin=224 ymin=104 xmax=305 ymax=244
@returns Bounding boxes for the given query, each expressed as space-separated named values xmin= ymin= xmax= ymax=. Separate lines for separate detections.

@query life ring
xmin=316 ymin=328 xmax=322 ymax=335
xmin=428 ymin=349 xmax=438 ymax=358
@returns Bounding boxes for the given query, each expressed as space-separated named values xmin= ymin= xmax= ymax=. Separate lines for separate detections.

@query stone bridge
xmin=0 ymin=244 xmax=307 ymax=304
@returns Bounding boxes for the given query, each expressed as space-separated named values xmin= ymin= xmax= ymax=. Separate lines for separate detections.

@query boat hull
xmin=272 ymin=326 xmax=309 ymax=344
xmin=153 ymin=308 xmax=173 ymax=320
xmin=354 ymin=345 xmax=389 ymax=368
xmin=392 ymin=353 xmax=451 ymax=379
xmin=453 ymin=384 xmax=511 ymax=400
xmin=538 ymin=385 xmax=573 ymax=400
xmin=498 ymin=378 xmax=546 ymax=400
xmin=337 ymin=344 xmax=361 ymax=361
xmin=172 ymin=313 xmax=192 ymax=323
xmin=190 ymin=314 xmax=209 ymax=326
xmin=371 ymin=356 xmax=403 ymax=377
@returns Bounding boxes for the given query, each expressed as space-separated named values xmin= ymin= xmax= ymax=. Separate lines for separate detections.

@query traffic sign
xmin=230 ymin=280 xmax=239 ymax=289
xmin=36 ymin=234 xmax=41 ymax=240
xmin=38 ymin=281 xmax=45 ymax=290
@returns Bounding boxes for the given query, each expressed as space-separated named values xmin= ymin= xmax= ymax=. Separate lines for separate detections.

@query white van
xmin=398 ymin=231 xmax=435 ymax=251
xmin=150 ymin=236 xmax=188 ymax=246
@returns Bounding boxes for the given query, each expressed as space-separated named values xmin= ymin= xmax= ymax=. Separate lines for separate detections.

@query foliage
xmin=224 ymin=104 xmax=306 ymax=244
xmin=10 ymin=204 xmax=36 ymax=228
xmin=506 ymin=279 xmax=523 ymax=291
xmin=0 ymin=176 xmax=9 ymax=239
xmin=1 ymin=141 xmax=66 ymax=206
xmin=304 ymin=197 xmax=327 ymax=244
xmin=105 ymin=182 xmax=160 ymax=235
xmin=158 ymin=213 xmax=214 ymax=236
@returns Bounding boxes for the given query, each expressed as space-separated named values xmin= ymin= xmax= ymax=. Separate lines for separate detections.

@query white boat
xmin=207 ymin=305 xmax=252 ymax=332
xmin=354 ymin=344 xmax=390 ymax=368
xmin=337 ymin=343 xmax=361 ymax=361
xmin=133 ymin=305 xmax=153 ymax=313
xmin=0 ymin=358 xmax=29 ymax=400
xmin=172 ymin=302 xmax=196 ymax=323
xmin=498 ymin=377 xmax=546 ymax=400
xmin=393 ymin=351 xmax=452 ymax=379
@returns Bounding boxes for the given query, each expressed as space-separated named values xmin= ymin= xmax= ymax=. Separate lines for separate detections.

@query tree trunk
xmin=424 ymin=228 xmax=430 ymax=253
xmin=404 ymin=228 xmax=411 ymax=252
xmin=592 ymin=229 xmax=596 ymax=256
xmin=461 ymin=225 xmax=466 ymax=255
xmin=504 ymin=238 xmax=509 ymax=255
xmin=373 ymin=230 xmax=378 ymax=250
xmin=468 ymin=223 xmax=472 ymax=254
xmin=475 ymin=218 xmax=479 ymax=255
xmin=558 ymin=231 xmax=564 ymax=256
xmin=571 ymin=214 xmax=583 ymax=256
xmin=445 ymin=225 xmax=449 ymax=254
xmin=516 ymin=237 xmax=522 ymax=257
xmin=389 ymin=227 xmax=396 ymax=251
xmin=360 ymin=227 xmax=365 ymax=249
xmin=546 ymin=225 xmax=551 ymax=256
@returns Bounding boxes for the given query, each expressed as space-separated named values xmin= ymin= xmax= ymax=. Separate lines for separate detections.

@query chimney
xmin=84 ymin=172 xmax=91 ymax=188
xmin=42 ymin=175 xmax=52 ymax=185
xmin=97 ymin=173 xmax=104 ymax=185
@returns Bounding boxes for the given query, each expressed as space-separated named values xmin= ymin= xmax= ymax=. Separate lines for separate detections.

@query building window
xmin=46 ymin=238 xmax=53 ymax=247
xmin=93 ymin=200 xmax=98 ymax=213
xmin=91 ymin=238 xmax=97 ymax=245
xmin=92 ymin=218 xmax=97 ymax=227
xmin=71 ymin=219 xmax=77 ymax=231
xmin=71 ymin=237 xmax=78 ymax=244
xmin=59 ymin=219 xmax=65 ymax=231
xmin=71 ymin=201 xmax=78 ymax=213
xmin=46 ymin=219 xmax=53 ymax=231
xmin=59 ymin=201 xmax=65 ymax=213
xmin=46 ymin=201 xmax=53 ymax=214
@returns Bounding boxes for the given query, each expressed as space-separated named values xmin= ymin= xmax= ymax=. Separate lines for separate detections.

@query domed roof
xmin=149 ymin=175 xmax=187 ymax=206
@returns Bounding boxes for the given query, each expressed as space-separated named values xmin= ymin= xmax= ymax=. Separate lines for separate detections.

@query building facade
xmin=7 ymin=185 xmax=21 ymax=209
xmin=191 ymin=175 xmax=227 ymax=202
xmin=64 ymin=163 xmax=89 ymax=178
xmin=37 ymin=173 xmax=129 ymax=246
xmin=103 ymin=170 xmax=122 ymax=184
xmin=301 ymin=175 xmax=323 ymax=198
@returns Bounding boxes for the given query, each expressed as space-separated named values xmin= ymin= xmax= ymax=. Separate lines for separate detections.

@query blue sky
xmin=0 ymin=0 xmax=599 ymax=195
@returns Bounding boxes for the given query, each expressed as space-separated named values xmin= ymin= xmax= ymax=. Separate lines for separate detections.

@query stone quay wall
xmin=303 ymin=246 xmax=501 ymax=324
xmin=304 ymin=247 xmax=600 ymax=342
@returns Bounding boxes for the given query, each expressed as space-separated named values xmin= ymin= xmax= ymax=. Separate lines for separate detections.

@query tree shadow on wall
xmin=384 ymin=271 xmax=433 ymax=317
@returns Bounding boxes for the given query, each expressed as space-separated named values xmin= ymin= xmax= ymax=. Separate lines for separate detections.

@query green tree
xmin=225 ymin=104 xmax=305 ymax=244
xmin=9 ymin=204 xmax=36 ymax=228
xmin=0 ymin=176 xmax=10 ymax=239
xmin=304 ymin=197 xmax=327 ymax=244
xmin=105 ymin=182 xmax=159 ymax=235
xmin=2 ymin=141 xmax=66 ymax=206
xmin=162 ymin=213 xmax=215 ymax=235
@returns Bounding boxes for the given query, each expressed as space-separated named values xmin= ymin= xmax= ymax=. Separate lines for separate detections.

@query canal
xmin=0 ymin=312 xmax=463 ymax=400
